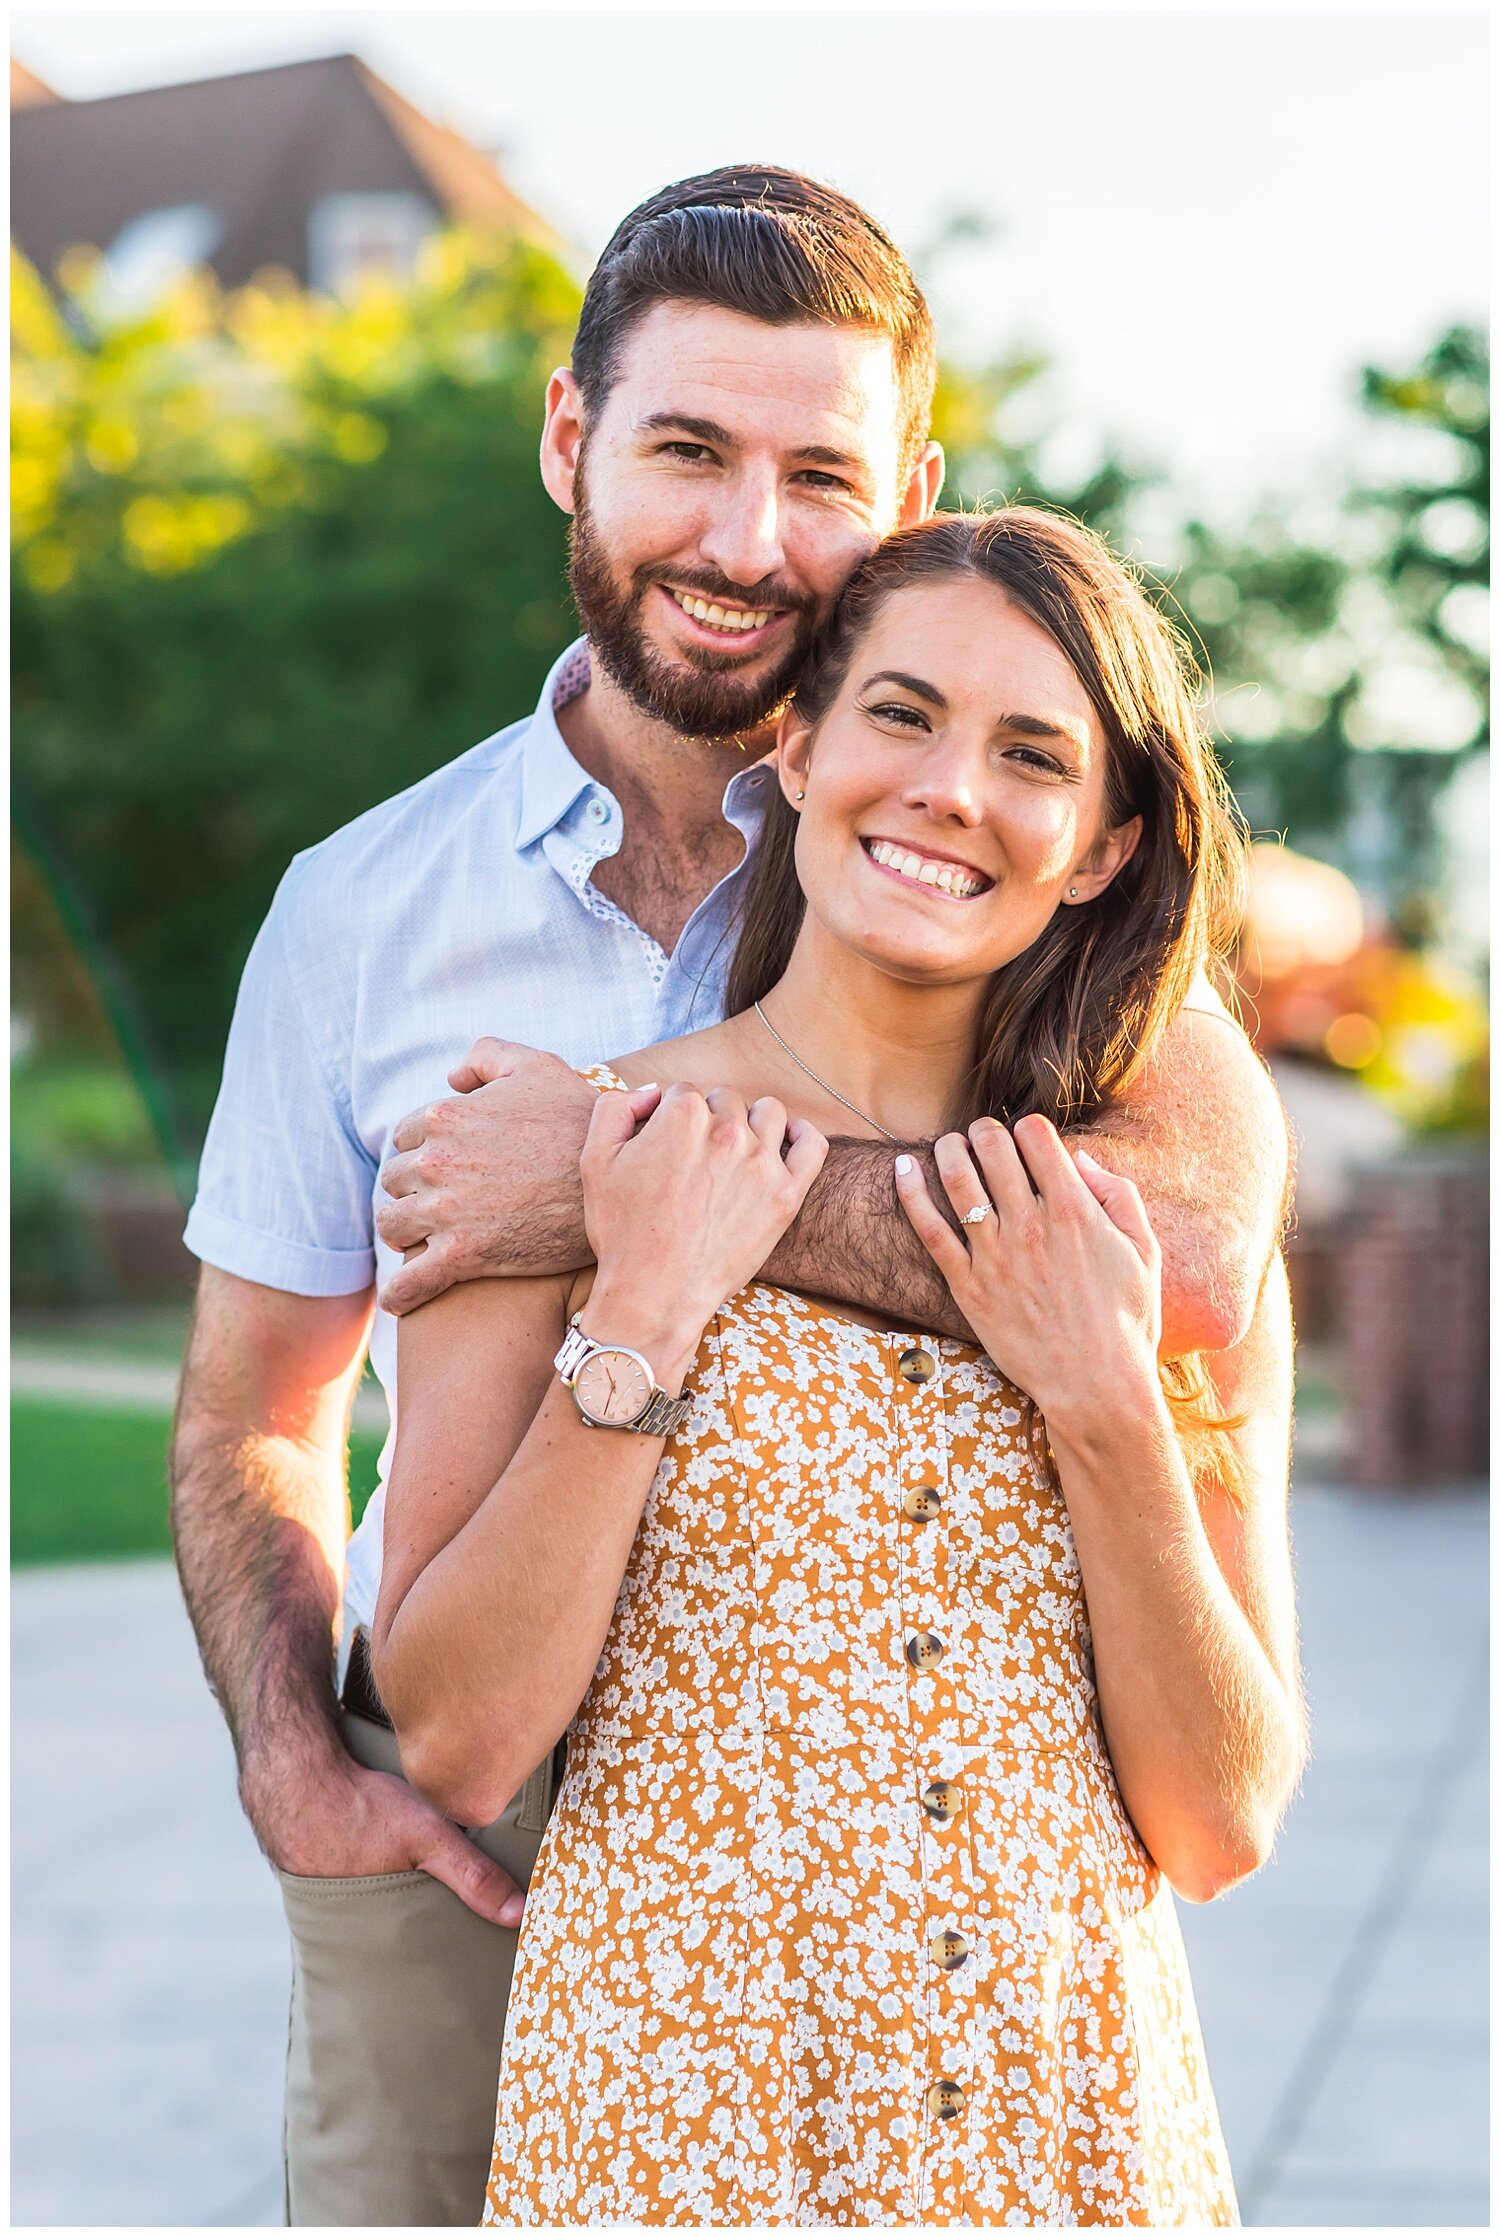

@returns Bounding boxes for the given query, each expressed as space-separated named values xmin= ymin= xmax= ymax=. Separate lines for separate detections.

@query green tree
xmin=13 ymin=233 xmax=582 ymax=1134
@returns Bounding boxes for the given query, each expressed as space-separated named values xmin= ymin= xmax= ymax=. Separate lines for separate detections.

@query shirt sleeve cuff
xmin=183 ymin=1202 xmax=376 ymax=1297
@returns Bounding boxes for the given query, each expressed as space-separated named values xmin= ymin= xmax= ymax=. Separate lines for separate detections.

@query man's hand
xmin=377 ymin=1039 xmax=656 ymax=1317
xmin=241 ymin=1728 xmax=525 ymax=1927
xmin=171 ymin=1267 xmax=525 ymax=1929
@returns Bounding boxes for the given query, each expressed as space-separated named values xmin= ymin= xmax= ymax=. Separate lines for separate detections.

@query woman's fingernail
xmin=1075 ymin=1148 xmax=1100 ymax=1169
xmin=638 ymin=1082 xmax=658 ymax=1092
xmin=894 ymin=1154 xmax=913 ymax=1176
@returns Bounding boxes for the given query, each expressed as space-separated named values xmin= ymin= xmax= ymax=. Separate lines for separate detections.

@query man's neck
xmin=556 ymin=658 xmax=770 ymax=955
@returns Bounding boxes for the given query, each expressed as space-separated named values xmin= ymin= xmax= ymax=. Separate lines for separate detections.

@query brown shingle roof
xmin=11 ymin=51 xmax=559 ymax=289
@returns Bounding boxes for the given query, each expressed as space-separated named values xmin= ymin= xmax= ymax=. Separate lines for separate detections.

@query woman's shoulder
xmin=592 ymin=1018 xmax=749 ymax=1096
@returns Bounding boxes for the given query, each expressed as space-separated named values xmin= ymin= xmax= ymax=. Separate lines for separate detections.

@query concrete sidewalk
xmin=11 ymin=1481 xmax=1488 ymax=2227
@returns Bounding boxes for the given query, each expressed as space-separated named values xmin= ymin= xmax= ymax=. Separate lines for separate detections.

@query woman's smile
xmin=859 ymin=833 xmax=995 ymax=901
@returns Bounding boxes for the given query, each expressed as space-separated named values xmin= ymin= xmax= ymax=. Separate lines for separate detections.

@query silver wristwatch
xmin=554 ymin=1315 xmax=691 ymax=1436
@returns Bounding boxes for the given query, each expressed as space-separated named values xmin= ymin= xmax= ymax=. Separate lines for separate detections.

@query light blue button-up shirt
xmin=185 ymin=638 xmax=773 ymax=1640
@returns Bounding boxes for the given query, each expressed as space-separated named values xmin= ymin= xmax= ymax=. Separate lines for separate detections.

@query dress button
xmin=930 ymin=1926 xmax=970 ymax=1971
xmin=902 ymin=1484 xmax=942 ymax=1522
xmin=921 ymin=1777 xmax=962 ymax=1823
xmin=927 ymin=2077 xmax=964 ymax=2120
xmin=906 ymin=1631 xmax=946 ymax=1670
xmin=898 ymin=1345 xmax=936 ymax=1384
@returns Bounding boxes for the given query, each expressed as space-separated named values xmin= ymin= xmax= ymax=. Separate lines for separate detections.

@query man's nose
xmin=696 ymin=470 xmax=787 ymax=589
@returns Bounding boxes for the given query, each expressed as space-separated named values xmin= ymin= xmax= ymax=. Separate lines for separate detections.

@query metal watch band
xmin=554 ymin=1315 xmax=690 ymax=1437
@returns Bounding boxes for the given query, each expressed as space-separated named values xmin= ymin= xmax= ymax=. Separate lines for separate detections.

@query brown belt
xmin=341 ymin=1624 xmax=393 ymax=1729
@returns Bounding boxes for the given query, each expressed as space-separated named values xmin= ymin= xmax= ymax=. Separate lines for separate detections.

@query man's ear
xmin=898 ymin=441 xmax=945 ymax=529
xmin=540 ymin=368 xmax=584 ymax=516
xmin=775 ymin=705 xmax=814 ymax=806
xmin=1067 ymin=814 xmax=1143 ymax=904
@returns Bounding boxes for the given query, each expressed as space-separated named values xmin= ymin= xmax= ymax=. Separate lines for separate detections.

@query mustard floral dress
xmin=481 ymin=1068 xmax=1237 ymax=2228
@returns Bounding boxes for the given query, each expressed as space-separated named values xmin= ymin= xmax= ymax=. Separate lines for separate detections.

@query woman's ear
xmin=776 ymin=705 xmax=813 ymax=808
xmin=1065 ymin=814 xmax=1143 ymax=904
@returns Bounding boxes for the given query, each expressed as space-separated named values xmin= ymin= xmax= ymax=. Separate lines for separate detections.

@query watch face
xmin=574 ymin=1347 xmax=653 ymax=1426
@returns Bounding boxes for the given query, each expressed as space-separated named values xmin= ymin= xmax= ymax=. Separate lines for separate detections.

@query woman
xmin=372 ymin=509 xmax=1305 ymax=2226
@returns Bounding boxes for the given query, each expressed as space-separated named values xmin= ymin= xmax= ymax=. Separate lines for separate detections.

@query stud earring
xmin=1068 ymin=885 xmax=1079 ymax=898
xmin=795 ymin=790 xmax=806 ymax=802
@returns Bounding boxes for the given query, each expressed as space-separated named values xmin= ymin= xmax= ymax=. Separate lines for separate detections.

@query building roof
xmin=11 ymin=51 xmax=559 ymax=290
xmin=11 ymin=59 xmax=61 ymax=108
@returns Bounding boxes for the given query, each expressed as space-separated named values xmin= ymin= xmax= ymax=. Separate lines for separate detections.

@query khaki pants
xmin=277 ymin=1711 xmax=560 ymax=2228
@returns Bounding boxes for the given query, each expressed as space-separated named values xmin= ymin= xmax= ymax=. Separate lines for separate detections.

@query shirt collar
xmin=515 ymin=638 xmax=599 ymax=850
xmin=515 ymin=636 xmax=775 ymax=850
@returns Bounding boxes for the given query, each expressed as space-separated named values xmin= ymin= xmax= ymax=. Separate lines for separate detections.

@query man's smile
xmin=658 ymin=583 xmax=790 ymax=652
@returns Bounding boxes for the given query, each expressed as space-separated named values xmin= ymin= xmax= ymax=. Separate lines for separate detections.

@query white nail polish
xmin=638 ymin=1082 xmax=658 ymax=1091
xmin=895 ymin=1154 xmax=913 ymax=1176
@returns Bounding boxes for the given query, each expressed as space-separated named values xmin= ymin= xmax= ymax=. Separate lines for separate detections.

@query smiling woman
xmin=375 ymin=500 xmax=1298 ymax=2225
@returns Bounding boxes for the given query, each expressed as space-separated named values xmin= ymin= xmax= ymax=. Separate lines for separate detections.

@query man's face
xmin=560 ymin=302 xmax=913 ymax=741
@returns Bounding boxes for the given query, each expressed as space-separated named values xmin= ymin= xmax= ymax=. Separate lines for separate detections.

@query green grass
xmin=10 ymin=1399 xmax=386 ymax=1566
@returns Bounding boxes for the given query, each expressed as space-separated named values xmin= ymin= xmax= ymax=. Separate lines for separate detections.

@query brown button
xmin=921 ymin=1777 xmax=961 ymax=1823
xmin=927 ymin=2077 xmax=964 ymax=2120
xmin=930 ymin=1926 xmax=970 ymax=1971
xmin=906 ymin=1631 xmax=946 ymax=1670
xmin=902 ymin=1484 xmax=942 ymax=1523
xmin=898 ymin=1346 xmax=937 ymax=1385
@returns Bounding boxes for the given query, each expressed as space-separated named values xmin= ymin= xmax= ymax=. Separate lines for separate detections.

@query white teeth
xmin=866 ymin=839 xmax=986 ymax=898
xmin=670 ymin=589 xmax=772 ymax=633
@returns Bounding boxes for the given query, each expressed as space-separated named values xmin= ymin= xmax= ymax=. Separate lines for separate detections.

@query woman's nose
xmin=904 ymin=742 xmax=985 ymax=826
xmin=697 ymin=471 xmax=786 ymax=589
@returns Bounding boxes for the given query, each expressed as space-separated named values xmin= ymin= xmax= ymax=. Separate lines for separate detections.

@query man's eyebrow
xmin=862 ymin=670 xmax=948 ymax=709
xmin=789 ymin=442 xmax=864 ymax=473
xmin=636 ymin=412 xmax=738 ymax=447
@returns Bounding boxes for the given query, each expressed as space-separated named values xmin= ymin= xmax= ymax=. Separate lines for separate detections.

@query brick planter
xmin=1339 ymin=1154 xmax=1488 ymax=1486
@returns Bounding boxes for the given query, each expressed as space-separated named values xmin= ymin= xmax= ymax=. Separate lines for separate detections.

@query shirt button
xmin=898 ymin=1345 xmax=936 ymax=1385
xmin=587 ymin=796 xmax=609 ymax=823
xmin=921 ymin=1777 xmax=962 ymax=1824
xmin=927 ymin=2077 xmax=964 ymax=2121
xmin=906 ymin=1631 xmax=946 ymax=1670
xmin=930 ymin=1926 xmax=970 ymax=1971
xmin=902 ymin=1484 xmax=942 ymax=1523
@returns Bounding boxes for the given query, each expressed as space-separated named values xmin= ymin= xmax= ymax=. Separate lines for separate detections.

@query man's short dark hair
xmin=572 ymin=164 xmax=937 ymax=482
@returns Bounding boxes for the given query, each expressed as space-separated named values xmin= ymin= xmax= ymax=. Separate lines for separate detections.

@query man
xmin=172 ymin=167 xmax=1289 ymax=2228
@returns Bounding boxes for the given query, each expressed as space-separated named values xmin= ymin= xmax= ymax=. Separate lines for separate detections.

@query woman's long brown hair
xmin=726 ymin=507 xmax=1253 ymax=1500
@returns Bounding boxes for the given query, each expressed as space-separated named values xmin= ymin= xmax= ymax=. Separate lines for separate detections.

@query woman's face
xmin=778 ymin=575 xmax=1141 ymax=988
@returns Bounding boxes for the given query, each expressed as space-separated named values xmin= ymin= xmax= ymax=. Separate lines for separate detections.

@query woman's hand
xmin=582 ymin=1082 xmax=828 ymax=1381
xmin=894 ymin=1113 xmax=1164 ymax=1438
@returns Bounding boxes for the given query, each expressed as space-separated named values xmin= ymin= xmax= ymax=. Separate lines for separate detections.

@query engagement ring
xmin=960 ymin=1202 xmax=993 ymax=1227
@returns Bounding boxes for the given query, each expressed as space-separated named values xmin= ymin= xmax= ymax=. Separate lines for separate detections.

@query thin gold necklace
xmin=752 ymin=999 xmax=900 ymax=1143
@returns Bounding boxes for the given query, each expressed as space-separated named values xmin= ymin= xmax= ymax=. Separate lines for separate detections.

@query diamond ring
xmin=960 ymin=1202 xmax=993 ymax=1227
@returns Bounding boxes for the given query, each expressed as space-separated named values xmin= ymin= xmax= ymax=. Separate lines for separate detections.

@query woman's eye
xmin=865 ymin=701 xmax=930 ymax=731
xmin=1008 ymin=744 xmax=1066 ymax=775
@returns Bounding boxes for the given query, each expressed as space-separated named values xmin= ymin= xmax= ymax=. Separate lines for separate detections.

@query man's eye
xmin=797 ymin=470 xmax=848 ymax=492
xmin=664 ymin=442 xmax=715 ymax=463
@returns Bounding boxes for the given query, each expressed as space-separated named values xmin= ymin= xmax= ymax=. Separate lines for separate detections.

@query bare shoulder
xmin=604 ymin=1016 xmax=760 ymax=1096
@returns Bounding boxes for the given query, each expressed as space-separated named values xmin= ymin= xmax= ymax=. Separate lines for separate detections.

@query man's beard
xmin=568 ymin=475 xmax=822 ymax=743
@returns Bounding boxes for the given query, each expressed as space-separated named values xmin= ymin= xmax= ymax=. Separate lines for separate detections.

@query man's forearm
xmin=762 ymin=1137 xmax=977 ymax=1343
xmin=168 ymin=1415 xmax=349 ymax=1779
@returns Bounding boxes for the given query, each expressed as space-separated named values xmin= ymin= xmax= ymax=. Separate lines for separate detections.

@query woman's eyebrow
xmin=862 ymin=670 xmax=947 ymax=708
xmin=1000 ymin=711 xmax=1091 ymax=754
